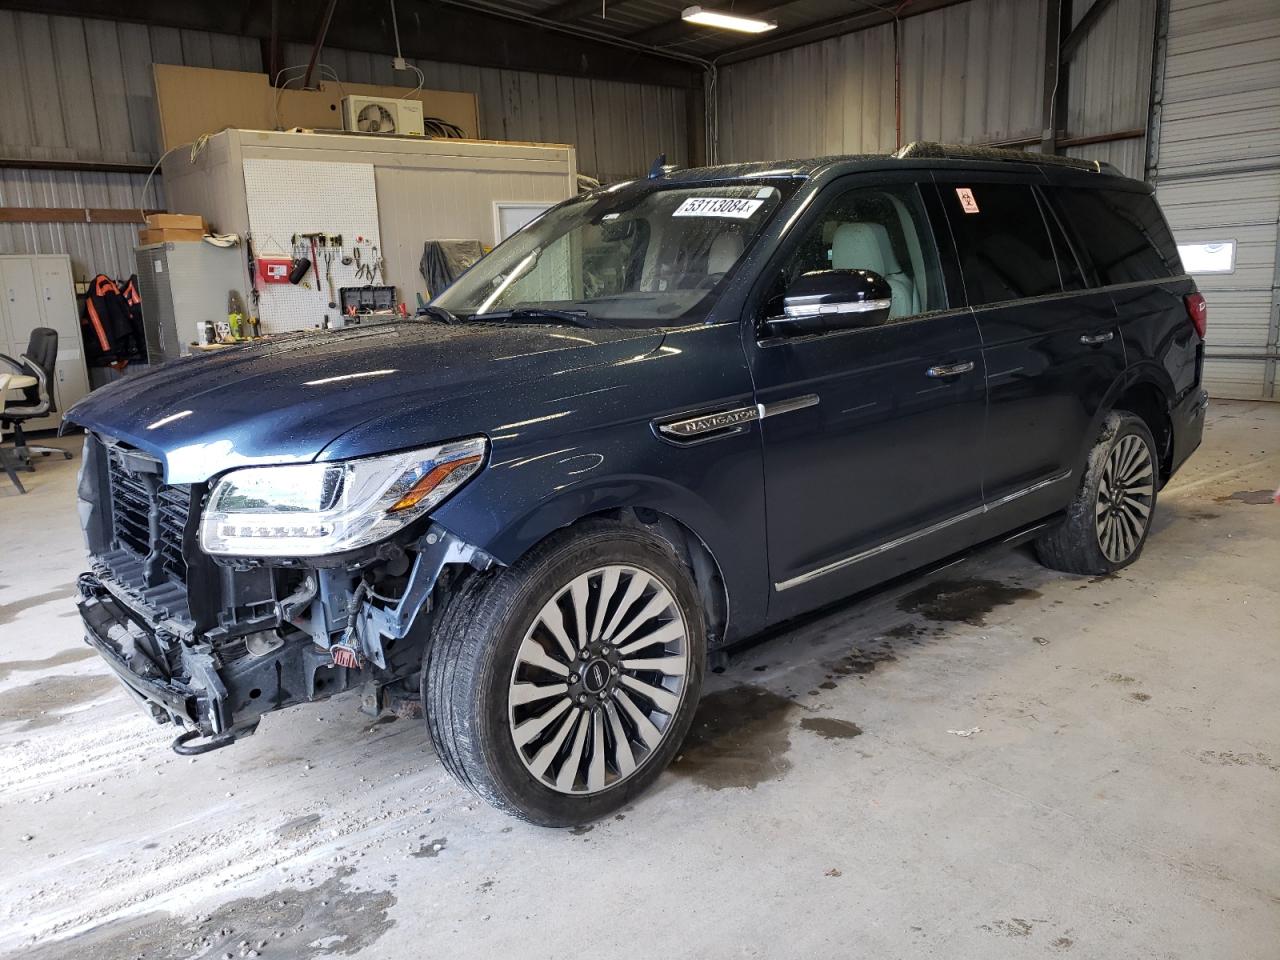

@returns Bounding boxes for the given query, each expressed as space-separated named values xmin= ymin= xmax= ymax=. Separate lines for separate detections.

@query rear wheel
xmin=423 ymin=519 xmax=706 ymax=826
xmin=1035 ymin=411 xmax=1159 ymax=576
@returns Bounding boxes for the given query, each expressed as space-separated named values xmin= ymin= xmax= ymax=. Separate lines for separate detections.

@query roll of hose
xmin=289 ymin=257 xmax=312 ymax=284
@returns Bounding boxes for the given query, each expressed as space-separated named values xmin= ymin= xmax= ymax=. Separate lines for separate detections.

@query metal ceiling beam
xmin=1061 ymin=0 xmax=1121 ymax=60
xmin=0 ymin=0 xmax=703 ymax=88
xmin=301 ymin=0 xmax=338 ymax=90
xmin=1041 ymin=0 xmax=1065 ymax=154
xmin=708 ymin=0 xmax=972 ymax=66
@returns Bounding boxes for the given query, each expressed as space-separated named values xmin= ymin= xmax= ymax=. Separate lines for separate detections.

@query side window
xmin=943 ymin=183 xmax=1063 ymax=305
xmin=1036 ymin=189 xmax=1089 ymax=291
xmin=765 ymin=184 xmax=943 ymax=321
xmin=1044 ymin=187 xmax=1183 ymax=285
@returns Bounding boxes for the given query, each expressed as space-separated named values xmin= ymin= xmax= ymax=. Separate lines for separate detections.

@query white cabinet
xmin=0 ymin=254 xmax=89 ymax=431
xmin=1 ymin=259 xmax=41 ymax=343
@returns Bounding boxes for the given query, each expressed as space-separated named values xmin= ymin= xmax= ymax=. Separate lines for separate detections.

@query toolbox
xmin=339 ymin=285 xmax=396 ymax=314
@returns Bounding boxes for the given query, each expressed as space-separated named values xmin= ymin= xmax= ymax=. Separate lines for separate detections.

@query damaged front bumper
xmin=78 ymin=572 xmax=354 ymax=748
xmin=76 ymin=524 xmax=491 ymax=752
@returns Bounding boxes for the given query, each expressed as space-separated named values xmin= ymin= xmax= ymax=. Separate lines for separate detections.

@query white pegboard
xmin=242 ymin=158 xmax=385 ymax=333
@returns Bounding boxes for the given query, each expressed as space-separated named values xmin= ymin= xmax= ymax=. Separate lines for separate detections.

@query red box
xmin=257 ymin=257 xmax=293 ymax=284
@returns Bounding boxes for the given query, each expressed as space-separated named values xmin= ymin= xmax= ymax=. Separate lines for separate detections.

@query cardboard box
xmin=145 ymin=213 xmax=207 ymax=232
xmin=139 ymin=227 xmax=205 ymax=244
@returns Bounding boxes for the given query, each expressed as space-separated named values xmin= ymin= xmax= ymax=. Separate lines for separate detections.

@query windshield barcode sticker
xmin=672 ymin=197 xmax=765 ymax=219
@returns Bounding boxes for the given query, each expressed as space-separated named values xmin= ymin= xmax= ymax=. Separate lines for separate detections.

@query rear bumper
xmin=1168 ymin=387 xmax=1209 ymax=480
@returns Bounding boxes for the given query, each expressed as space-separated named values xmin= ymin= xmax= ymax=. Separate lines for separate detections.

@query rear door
xmin=746 ymin=175 xmax=987 ymax=619
xmin=1042 ymin=183 xmax=1200 ymax=403
xmin=934 ymin=173 xmax=1125 ymax=536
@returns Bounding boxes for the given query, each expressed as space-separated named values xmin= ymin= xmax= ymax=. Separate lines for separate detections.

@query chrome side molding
xmin=758 ymin=394 xmax=820 ymax=419
xmin=773 ymin=469 xmax=1073 ymax=592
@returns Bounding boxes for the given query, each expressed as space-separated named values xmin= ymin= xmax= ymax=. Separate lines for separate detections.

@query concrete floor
xmin=1 ymin=400 xmax=1277 ymax=960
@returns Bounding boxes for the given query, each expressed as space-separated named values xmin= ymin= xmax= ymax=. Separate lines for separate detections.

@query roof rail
xmin=893 ymin=141 xmax=1119 ymax=175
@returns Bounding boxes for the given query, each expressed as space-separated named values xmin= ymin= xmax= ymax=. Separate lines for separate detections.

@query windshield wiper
xmin=420 ymin=305 xmax=459 ymax=324
xmin=468 ymin=307 xmax=592 ymax=328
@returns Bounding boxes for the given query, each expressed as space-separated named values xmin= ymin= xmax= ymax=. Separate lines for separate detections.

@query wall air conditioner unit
xmin=341 ymin=96 xmax=425 ymax=136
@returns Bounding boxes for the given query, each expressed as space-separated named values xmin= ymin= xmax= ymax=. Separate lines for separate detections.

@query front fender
xmin=430 ymin=425 xmax=770 ymax=642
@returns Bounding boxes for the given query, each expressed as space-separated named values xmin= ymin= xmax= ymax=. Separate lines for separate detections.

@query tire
xmin=422 ymin=518 xmax=706 ymax=826
xmin=1035 ymin=411 xmax=1159 ymax=576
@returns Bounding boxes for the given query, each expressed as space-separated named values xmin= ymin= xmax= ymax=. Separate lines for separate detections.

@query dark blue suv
xmin=67 ymin=143 xmax=1207 ymax=825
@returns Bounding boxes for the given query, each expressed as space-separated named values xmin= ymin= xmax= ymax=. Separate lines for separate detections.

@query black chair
xmin=1 ymin=327 xmax=74 ymax=468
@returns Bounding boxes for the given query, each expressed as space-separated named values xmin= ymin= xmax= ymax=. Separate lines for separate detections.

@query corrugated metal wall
xmin=717 ymin=0 xmax=1047 ymax=162
xmin=0 ymin=11 xmax=689 ymax=282
xmin=1152 ymin=0 xmax=1280 ymax=401
xmin=0 ymin=10 xmax=257 ymax=282
xmin=0 ymin=167 xmax=165 ymax=287
xmin=1061 ymin=0 xmax=1156 ymax=176
xmin=716 ymin=0 xmax=1154 ymax=179
xmin=0 ymin=11 xmax=263 ymax=166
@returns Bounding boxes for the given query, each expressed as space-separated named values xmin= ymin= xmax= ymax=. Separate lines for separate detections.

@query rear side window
xmin=942 ymin=183 xmax=1063 ymax=305
xmin=1037 ymin=192 xmax=1088 ymax=291
xmin=1044 ymin=187 xmax=1183 ymax=285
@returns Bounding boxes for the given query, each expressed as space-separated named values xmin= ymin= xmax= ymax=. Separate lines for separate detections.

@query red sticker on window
xmin=956 ymin=187 xmax=980 ymax=213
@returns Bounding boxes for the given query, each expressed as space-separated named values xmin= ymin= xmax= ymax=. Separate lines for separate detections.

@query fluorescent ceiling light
xmin=681 ymin=5 xmax=778 ymax=33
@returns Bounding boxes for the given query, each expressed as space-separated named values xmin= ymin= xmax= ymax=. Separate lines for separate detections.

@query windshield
xmin=434 ymin=181 xmax=794 ymax=328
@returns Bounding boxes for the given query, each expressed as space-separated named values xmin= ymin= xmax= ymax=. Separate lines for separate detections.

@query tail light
xmin=1184 ymin=292 xmax=1207 ymax=338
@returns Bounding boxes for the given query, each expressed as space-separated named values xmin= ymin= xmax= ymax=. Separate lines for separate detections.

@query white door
xmin=1152 ymin=0 xmax=1280 ymax=401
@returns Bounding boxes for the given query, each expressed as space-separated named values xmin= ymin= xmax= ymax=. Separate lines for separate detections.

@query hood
xmin=68 ymin=321 xmax=663 ymax=483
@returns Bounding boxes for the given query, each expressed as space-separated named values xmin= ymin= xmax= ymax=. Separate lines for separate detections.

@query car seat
xmin=707 ymin=231 xmax=743 ymax=277
xmin=830 ymin=222 xmax=919 ymax=317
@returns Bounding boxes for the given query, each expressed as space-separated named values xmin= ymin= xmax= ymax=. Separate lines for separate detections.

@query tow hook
xmin=171 ymin=725 xmax=255 ymax=756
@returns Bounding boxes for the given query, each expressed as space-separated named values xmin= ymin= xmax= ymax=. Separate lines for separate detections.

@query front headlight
xmin=199 ymin=437 xmax=486 ymax=557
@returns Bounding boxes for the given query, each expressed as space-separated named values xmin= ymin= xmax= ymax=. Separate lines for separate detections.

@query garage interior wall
xmin=716 ymin=0 xmax=1155 ymax=179
xmin=0 ymin=10 xmax=690 ymax=282
xmin=1151 ymin=0 xmax=1280 ymax=401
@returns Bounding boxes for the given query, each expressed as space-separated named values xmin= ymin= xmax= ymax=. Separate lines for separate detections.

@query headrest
xmin=831 ymin=222 xmax=890 ymax=274
xmin=707 ymin=231 xmax=743 ymax=275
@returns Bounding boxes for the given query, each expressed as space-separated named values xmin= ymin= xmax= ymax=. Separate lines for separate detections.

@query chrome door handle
xmin=926 ymin=361 xmax=975 ymax=378
xmin=1080 ymin=331 xmax=1115 ymax=345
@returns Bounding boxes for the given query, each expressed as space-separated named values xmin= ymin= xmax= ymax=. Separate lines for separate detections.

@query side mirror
xmin=767 ymin=269 xmax=892 ymax=335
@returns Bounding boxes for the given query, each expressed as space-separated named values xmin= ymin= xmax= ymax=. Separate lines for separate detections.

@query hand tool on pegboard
xmin=308 ymin=235 xmax=321 ymax=299
xmin=324 ymin=251 xmax=336 ymax=308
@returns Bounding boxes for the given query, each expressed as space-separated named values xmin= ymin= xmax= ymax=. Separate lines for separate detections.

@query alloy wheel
xmin=1095 ymin=433 xmax=1155 ymax=563
xmin=507 ymin=565 xmax=690 ymax=795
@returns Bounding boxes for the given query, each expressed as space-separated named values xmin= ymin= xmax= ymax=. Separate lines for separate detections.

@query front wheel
xmin=1035 ymin=411 xmax=1159 ymax=576
xmin=422 ymin=519 xmax=706 ymax=826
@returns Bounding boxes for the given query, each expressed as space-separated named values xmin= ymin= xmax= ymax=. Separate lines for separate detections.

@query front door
xmin=746 ymin=177 xmax=988 ymax=620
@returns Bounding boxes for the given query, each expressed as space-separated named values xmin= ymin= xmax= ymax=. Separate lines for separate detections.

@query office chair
xmin=1 ymin=327 xmax=74 ymax=468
